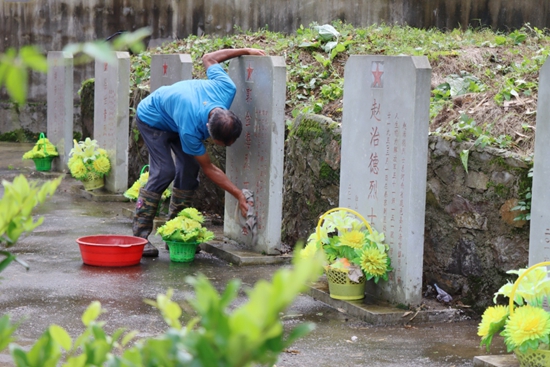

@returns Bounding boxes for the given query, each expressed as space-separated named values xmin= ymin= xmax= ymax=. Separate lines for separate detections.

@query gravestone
xmin=339 ymin=56 xmax=431 ymax=305
xmin=224 ymin=56 xmax=286 ymax=255
xmin=150 ymin=54 xmax=193 ymax=92
xmin=46 ymin=51 xmax=73 ymax=171
xmin=529 ymin=58 xmax=550 ymax=265
xmin=93 ymin=52 xmax=130 ymax=193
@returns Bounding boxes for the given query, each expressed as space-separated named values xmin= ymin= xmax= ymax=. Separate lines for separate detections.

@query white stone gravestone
xmin=224 ymin=56 xmax=286 ymax=255
xmin=529 ymin=58 xmax=550 ymax=265
xmin=93 ymin=52 xmax=130 ymax=193
xmin=46 ymin=51 xmax=73 ymax=171
xmin=150 ymin=54 xmax=193 ymax=92
xmin=339 ymin=56 xmax=431 ymax=305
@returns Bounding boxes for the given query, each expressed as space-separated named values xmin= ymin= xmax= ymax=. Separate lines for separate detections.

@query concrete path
xmin=0 ymin=142 xmax=512 ymax=366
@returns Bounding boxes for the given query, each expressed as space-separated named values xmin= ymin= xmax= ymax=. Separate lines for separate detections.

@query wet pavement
xmin=0 ymin=142 xmax=511 ymax=366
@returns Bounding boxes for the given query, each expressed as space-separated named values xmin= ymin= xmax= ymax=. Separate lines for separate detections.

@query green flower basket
xmin=31 ymin=133 xmax=55 ymax=171
xmin=82 ymin=176 xmax=104 ymax=191
xmin=514 ymin=348 xmax=550 ymax=367
xmin=317 ymin=207 xmax=373 ymax=301
xmin=166 ymin=241 xmax=200 ymax=263
xmin=33 ymin=156 xmax=54 ymax=171
xmin=325 ymin=267 xmax=366 ymax=300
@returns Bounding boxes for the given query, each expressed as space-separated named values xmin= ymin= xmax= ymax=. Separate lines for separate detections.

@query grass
xmin=128 ymin=21 xmax=550 ymax=158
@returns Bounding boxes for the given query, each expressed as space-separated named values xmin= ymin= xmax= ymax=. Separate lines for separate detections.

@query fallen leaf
xmin=284 ymin=349 xmax=300 ymax=354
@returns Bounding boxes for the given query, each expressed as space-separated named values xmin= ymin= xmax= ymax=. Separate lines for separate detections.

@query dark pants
xmin=136 ymin=115 xmax=200 ymax=194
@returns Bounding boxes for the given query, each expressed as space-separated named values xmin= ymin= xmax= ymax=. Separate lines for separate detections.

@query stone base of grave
xmin=307 ymin=277 xmax=463 ymax=326
xmin=201 ymin=240 xmax=293 ymax=266
xmin=70 ymin=182 xmax=129 ymax=202
xmin=472 ymin=355 xmax=517 ymax=367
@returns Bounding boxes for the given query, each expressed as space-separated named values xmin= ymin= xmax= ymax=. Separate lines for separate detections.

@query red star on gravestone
xmin=162 ymin=62 xmax=168 ymax=75
xmin=104 ymin=63 xmax=108 ymax=72
xmin=371 ymin=61 xmax=384 ymax=88
xmin=246 ymin=63 xmax=254 ymax=81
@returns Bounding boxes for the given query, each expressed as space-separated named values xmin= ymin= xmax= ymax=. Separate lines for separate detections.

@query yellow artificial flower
xmin=69 ymin=159 xmax=87 ymax=179
xmin=138 ymin=171 xmax=149 ymax=185
xmin=157 ymin=218 xmax=181 ymax=237
xmin=339 ymin=230 xmax=365 ymax=249
xmin=179 ymin=207 xmax=204 ymax=223
xmin=124 ymin=182 xmax=140 ymax=200
xmin=478 ymin=305 xmax=508 ymax=338
xmin=502 ymin=305 xmax=550 ymax=351
xmin=182 ymin=218 xmax=202 ymax=231
xmin=93 ymin=156 xmax=111 ymax=174
xmin=22 ymin=151 xmax=35 ymax=159
xmin=22 ymin=137 xmax=58 ymax=159
xmin=360 ymin=246 xmax=388 ymax=278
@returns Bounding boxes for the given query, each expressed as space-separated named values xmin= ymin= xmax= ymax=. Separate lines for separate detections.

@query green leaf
xmin=0 ymin=252 xmax=16 ymax=272
xmin=460 ymin=149 xmax=469 ymax=173
xmin=5 ymin=64 xmax=27 ymax=105
xmin=82 ymin=301 xmax=102 ymax=326
xmin=0 ymin=314 xmax=18 ymax=351
xmin=82 ymin=42 xmax=116 ymax=64
xmin=121 ymin=330 xmax=139 ymax=346
xmin=49 ymin=324 xmax=72 ymax=350
xmin=20 ymin=46 xmax=48 ymax=72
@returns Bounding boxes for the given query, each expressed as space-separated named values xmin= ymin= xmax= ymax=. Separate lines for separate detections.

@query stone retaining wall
xmin=281 ymin=114 xmax=530 ymax=310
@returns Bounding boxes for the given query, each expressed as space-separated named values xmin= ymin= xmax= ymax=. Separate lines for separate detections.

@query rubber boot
xmin=168 ymin=188 xmax=195 ymax=219
xmin=133 ymin=188 xmax=161 ymax=257
xmin=166 ymin=188 xmax=195 ymax=251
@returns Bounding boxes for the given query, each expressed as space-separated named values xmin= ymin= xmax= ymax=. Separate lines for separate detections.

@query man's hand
xmin=238 ymin=194 xmax=250 ymax=218
xmin=245 ymin=48 xmax=266 ymax=57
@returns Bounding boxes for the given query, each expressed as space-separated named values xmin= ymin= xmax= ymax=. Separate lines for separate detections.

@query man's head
xmin=207 ymin=108 xmax=242 ymax=147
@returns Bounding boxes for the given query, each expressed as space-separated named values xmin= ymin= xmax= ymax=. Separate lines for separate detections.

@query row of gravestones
xmin=46 ymin=51 xmax=550 ymax=306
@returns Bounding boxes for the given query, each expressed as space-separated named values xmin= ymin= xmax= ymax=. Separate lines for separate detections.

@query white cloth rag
xmin=236 ymin=189 xmax=258 ymax=247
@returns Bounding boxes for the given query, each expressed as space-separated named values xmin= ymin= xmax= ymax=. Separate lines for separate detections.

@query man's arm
xmin=194 ymin=153 xmax=249 ymax=217
xmin=202 ymin=48 xmax=266 ymax=70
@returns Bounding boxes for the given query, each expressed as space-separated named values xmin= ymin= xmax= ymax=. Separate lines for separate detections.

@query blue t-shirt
xmin=136 ymin=64 xmax=236 ymax=156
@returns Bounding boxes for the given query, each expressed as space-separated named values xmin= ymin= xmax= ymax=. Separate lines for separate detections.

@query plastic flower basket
xmin=510 ymin=261 xmax=550 ymax=367
xmin=32 ymin=133 xmax=54 ymax=171
xmin=317 ymin=207 xmax=374 ymax=301
xmin=325 ymin=267 xmax=366 ymax=300
xmin=82 ymin=176 xmax=104 ymax=191
xmin=166 ymin=240 xmax=199 ymax=263
xmin=33 ymin=156 xmax=54 ymax=171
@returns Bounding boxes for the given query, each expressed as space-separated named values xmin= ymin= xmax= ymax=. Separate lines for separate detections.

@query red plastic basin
xmin=76 ymin=235 xmax=147 ymax=267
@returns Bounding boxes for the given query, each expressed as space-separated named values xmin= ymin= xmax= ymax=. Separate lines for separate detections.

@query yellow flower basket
xmin=510 ymin=261 xmax=550 ymax=367
xmin=317 ymin=207 xmax=373 ymax=300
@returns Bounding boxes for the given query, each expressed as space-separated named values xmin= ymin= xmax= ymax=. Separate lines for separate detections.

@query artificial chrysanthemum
xmin=123 ymin=169 xmax=171 ymax=201
xmin=69 ymin=159 xmax=87 ymax=179
xmin=68 ymin=138 xmax=111 ymax=181
xmin=156 ymin=207 xmax=214 ymax=244
xmin=359 ymin=245 xmax=389 ymax=282
xmin=178 ymin=207 xmax=205 ymax=223
xmin=157 ymin=219 xmax=180 ymax=237
xmin=502 ymin=305 xmax=550 ymax=353
xmin=339 ymin=230 xmax=366 ymax=249
xmin=93 ymin=156 xmax=111 ymax=174
xmin=478 ymin=305 xmax=509 ymax=338
xmin=181 ymin=218 xmax=202 ymax=232
xmin=22 ymin=137 xmax=59 ymax=160
xmin=478 ymin=305 xmax=509 ymax=350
